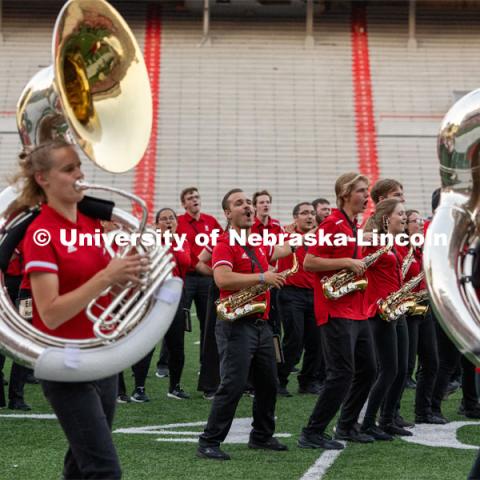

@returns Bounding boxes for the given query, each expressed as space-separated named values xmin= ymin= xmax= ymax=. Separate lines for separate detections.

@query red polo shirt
xmin=363 ymin=244 xmax=404 ymax=318
xmin=251 ymin=216 xmax=284 ymax=237
xmin=309 ymin=209 xmax=368 ymax=325
xmin=277 ymin=229 xmax=315 ymax=289
xmin=176 ymin=212 xmax=222 ymax=269
xmin=22 ymin=204 xmax=111 ymax=340
xmin=212 ymin=231 xmax=273 ymax=320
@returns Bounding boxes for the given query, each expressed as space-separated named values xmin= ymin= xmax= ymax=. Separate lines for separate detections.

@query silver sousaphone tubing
xmin=424 ymin=89 xmax=480 ymax=366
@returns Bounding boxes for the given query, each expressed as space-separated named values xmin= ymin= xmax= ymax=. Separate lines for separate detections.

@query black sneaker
xmin=116 ymin=394 xmax=131 ymax=404
xmin=25 ymin=373 xmax=39 ymax=385
xmin=196 ymin=446 xmax=231 ymax=461
xmin=394 ymin=415 xmax=415 ymax=428
xmin=443 ymin=380 xmax=460 ymax=399
xmin=8 ymin=400 xmax=31 ymax=411
xmin=244 ymin=388 xmax=255 ymax=398
xmin=334 ymin=426 xmax=374 ymax=443
xmin=298 ymin=432 xmax=344 ymax=450
xmin=131 ymin=387 xmax=150 ymax=403
xmin=278 ymin=385 xmax=293 ymax=397
xmin=203 ymin=391 xmax=215 ymax=400
xmin=248 ymin=437 xmax=288 ymax=451
xmin=415 ymin=413 xmax=447 ymax=425
xmin=405 ymin=378 xmax=417 ymax=389
xmin=461 ymin=407 xmax=480 ymax=419
xmin=381 ymin=423 xmax=413 ymax=436
xmin=298 ymin=382 xmax=323 ymax=395
xmin=155 ymin=366 xmax=169 ymax=378
xmin=167 ymin=385 xmax=190 ymax=400
xmin=361 ymin=425 xmax=394 ymax=441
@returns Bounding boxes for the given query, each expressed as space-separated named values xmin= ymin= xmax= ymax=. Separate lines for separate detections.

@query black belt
xmin=241 ymin=315 xmax=266 ymax=326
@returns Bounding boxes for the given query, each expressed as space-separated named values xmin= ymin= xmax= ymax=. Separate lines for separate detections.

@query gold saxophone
xmin=378 ymin=272 xmax=429 ymax=322
xmin=322 ymin=244 xmax=392 ymax=300
xmin=216 ymin=253 xmax=299 ymax=322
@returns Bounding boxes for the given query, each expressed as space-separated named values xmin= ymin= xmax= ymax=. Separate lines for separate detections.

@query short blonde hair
xmin=335 ymin=172 xmax=369 ymax=209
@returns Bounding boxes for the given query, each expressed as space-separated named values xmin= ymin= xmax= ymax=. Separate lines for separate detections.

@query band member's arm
xmin=303 ymin=253 xmax=365 ymax=275
xmin=29 ymin=255 xmax=146 ymax=330
xmin=195 ymin=248 xmax=213 ymax=276
xmin=214 ymin=265 xmax=285 ymax=290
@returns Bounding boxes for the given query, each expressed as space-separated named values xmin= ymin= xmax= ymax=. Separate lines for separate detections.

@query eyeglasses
xmin=157 ymin=216 xmax=176 ymax=222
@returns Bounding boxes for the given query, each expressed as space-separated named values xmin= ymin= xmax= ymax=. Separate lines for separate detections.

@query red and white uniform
xmin=277 ymin=229 xmax=315 ymax=290
xmin=22 ymin=204 xmax=111 ymax=340
xmin=212 ymin=231 xmax=273 ymax=320
xmin=176 ymin=212 xmax=222 ymax=270
xmin=309 ymin=209 xmax=368 ymax=326
xmin=363 ymin=243 xmax=405 ymax=318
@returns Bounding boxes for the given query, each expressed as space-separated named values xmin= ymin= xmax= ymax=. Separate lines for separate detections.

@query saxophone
xmin=401 ymin=245 xmax=415 ymax=280
xmin=322 ymin=244 xmax=392 ymax=300
xmin=378 ymin=272 xmax=428 ymax=322
xmin=216 ymin=253 xmax=299 ymax=322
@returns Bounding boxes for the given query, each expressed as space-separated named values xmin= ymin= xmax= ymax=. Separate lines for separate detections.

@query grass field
xmin=0 ymin=314 xmax=478 ymax=480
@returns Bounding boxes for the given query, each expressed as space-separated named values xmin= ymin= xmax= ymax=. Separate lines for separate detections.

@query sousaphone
xmin=0 ymin=0 xmax=182 ymax=382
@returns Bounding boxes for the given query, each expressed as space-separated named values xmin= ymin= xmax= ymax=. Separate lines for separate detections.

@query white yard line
xmin=300 ymin=449 xmax=344 ymax=480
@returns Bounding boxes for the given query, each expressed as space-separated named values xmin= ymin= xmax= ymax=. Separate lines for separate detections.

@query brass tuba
xmin=424 ymin=89 xmax=480 ymax=365
xmin=216 ymin=253 xmax=298 ymax=322
xmin=321 ymin=244 xmax=391 ymax=300
xmin=0 ymin=0 xmax=182 ymax=382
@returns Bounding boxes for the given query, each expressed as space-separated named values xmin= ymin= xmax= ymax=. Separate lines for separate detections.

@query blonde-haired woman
xmin=14 ymin=139 xmax=146 ymax=479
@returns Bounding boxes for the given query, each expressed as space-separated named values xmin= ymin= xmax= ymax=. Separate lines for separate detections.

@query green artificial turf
xmin=0 ymin=312 xmax=478 ymax=480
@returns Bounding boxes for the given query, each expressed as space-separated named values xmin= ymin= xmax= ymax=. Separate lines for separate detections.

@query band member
xmin=403 ymin=210 xmax=441 ymax=424
xmin=197 ymin=188 xmax=293 ymax=460
xmin=277 ymin=202 xmax=322 ymax=396
xmin=17 ymin=139 xmax=146 ymax=479
xmin=2 ymin=246 xmax=31 ymax=410
xmin=298 ymin=172 xmax=376 ymax=450
xmin=251 ymin=190 xmax=285 ymax=335
xmin=129 ymin=208 xmax=192 ymax=402
xmin=360 ymin=199 xmax=410 ymax=439
xmin=176 ymin=187 xmax=222 ymax=362
xmin=312 ymin=198 xmax=331 ymax=226
xmin=370 ymin=179 xmax=405 ymax=204
xmin=156 ymin=208 xmax=192 ymax=399
xmin=251 ymin=190 xmax=284 ymax=238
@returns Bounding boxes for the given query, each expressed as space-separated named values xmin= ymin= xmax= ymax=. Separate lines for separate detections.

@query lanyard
xmin=241 ymin=245 xmax=265 ymax=274
xmin=340 ymin=209 xmax=358 ymax=259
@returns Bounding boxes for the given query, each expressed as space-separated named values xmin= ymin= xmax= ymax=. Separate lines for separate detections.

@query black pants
xmin=184 ymin=274 xmax=212 ymax=362
xmin=41 ymin=376 xmax=121 ymax=479
xmin=277 ymin=286 xmax=322 ymax=388
xmin=469 ymin=450 xmax=480 ymax=479
xmin=303 ymin=317 xmax=376 ymax=435
xmin=199 ymin=317 xmax=278 ymax=447
xmin=409 ymin=310 xmax=439 ymax=416
xmin=363 ymin=315 xmax=409 ymax=426
xmin=2 ymin=274 xmax=28 ymax=407
xmin=133 ymin=291 xmax=187 ymax=392
xmin=197 ymin=283 xmax=220 ymax=394
xmin=432 ymin=317 xmax=478 ymax=414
